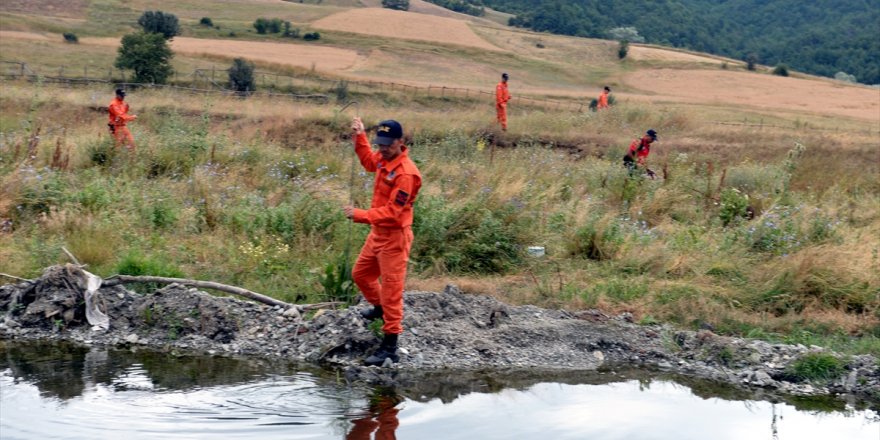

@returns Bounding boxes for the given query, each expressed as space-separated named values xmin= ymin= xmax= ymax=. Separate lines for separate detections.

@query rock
xmin=592 ymin=351 xmax=605 ymax=362
xmin=845 ymin=371 xmax=858 ymax=392
xmin=751 ymin=370 xmax=774 ymax=387
xmin=283 ymin=307 xmax=301 ymax=319
xmin=410 ymin=327 xmax=419 ymax=336
xmin=658 ymin=361 xmax=672 ymax=369
xmin=443 ymin=284 xmax=461 ymax=295
xmin=125 ymin=333 xmax=139 ymax=344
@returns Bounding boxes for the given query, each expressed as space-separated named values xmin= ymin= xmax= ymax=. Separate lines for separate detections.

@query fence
xmin=1 ymin=61 xmax=585 ymax=111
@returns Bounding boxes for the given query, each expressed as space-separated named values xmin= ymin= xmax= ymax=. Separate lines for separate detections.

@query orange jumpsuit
xmin=597 ymin=90 xmax=610 ymax=110
xmin=351 ymin=132 xmax=422 ymax=335
xmin=496 ymin=81 xmax=511 ymax=130
xmin=108 ymin=97 xmax=136 ymax=151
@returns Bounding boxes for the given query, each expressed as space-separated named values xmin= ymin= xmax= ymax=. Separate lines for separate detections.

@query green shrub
xmin=382 ymin=0 xmax=410 ymax=11
xmin=567 ymin=215 xmax=625 ymax=261
xmin=115 ymin=32 xmax=174 ymax=84
xmin=137 ymin=10 xmax=180 ymax=40
xmin=88 ymin=138 xmax=117 ymax=167
xmin=229 ymin=58 xmax=255 ymax=94
xmin=148 ymin=201 xmax=178 ymax=229
xmin=303 ymin=32 xmax=321 ymax=41
xmin=773 ymin=64 xmax=789 ymax=77
xmin=618 ymin=40 xmax=629 ymax=60
xmin=199 ymin=17 xmax=213 ymax=27
xmin=592 ymin=279 xmax=648 ymax=303
xmin=787 ymin=353 xmax=844 ymax=381
xmin=76 ymin=179 xmax=113 ymax=212
xmin=719 ymin=188 xmax=750 ymax=226
xmin=62 ymin=33 xmax=78 ymax=43
xmin=115 ymin=250 xmax=184 ymax=292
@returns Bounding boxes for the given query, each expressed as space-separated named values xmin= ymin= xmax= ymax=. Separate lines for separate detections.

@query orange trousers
xmin=112 ymin=125 xmax=136 ymax=151
xmin=496 ymin=103 xmax=507 ymax=130
xmin=346 ymin=407 xmax=400 ymax=440
xmin=352 ymin=227 xmax=413 ymax=335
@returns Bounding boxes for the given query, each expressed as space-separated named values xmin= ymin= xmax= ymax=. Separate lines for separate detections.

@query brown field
xmin=0 ymin=0 xmax=87 ymax=18
xmin=628 ymin=45 xmax=727 ymax=64
xmin=311 ymin=8 xmax=503 ymax=51
xmin=623 ymin=69 xmax=880 ymax=122
xmin=0 ymin=31 xmax=362 ymax=73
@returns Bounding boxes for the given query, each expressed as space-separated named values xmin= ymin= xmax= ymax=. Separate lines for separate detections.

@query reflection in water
xmin=347 ymin=389 xmax=403 ymax=440
xmin=1 ymin=341 xmax=877 ymax=440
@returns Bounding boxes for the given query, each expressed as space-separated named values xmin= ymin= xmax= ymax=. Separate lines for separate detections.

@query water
xmin=0 ymin=341 xmax=877 ymax=440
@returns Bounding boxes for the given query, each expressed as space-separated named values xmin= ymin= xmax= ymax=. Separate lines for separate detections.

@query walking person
xmin=107 ymin=88 xmax=137 ymax=151
xmin=623 ymin=129 xmax=658 ymax=178
xmin=496 ymin=73 xmax=511 ymax=131
xmin=597 ymin=86 xmax=611 ymax=110
xmin=344 ymin=117 xmax=422 ymax=366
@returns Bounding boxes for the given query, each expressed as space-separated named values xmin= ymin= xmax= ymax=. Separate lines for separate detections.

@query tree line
xmin=468 ymin=0 xmax=878 ymax=85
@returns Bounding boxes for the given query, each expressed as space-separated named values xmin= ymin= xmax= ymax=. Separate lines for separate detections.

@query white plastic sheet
xmin=83 ymin=270 xmax=109 ymax=331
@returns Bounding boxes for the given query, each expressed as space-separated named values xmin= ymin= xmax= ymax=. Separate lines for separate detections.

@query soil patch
xmin=623 ymin=69 xmax=880 ymax=122
xmin=1 ymin=265 xmax=878 ymax=407
xmin=311 ymin=8 xmax=503 ymax=52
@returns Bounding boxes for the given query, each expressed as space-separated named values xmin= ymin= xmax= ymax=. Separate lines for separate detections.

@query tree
xmin=199 ymin=17 xmax=213 ymax=27
xmin=745 ymin=53 xmax=759 ymax=71
xmin=115 ymin=32 xmax=174 ymax=84
xmin=607 ymin=27 xmax=644 ymax=43
xmin=382 ymin=0 xmax=410 ymax=11
xmin=137 ymin=11 xmax=180 ymax=40
xmin=228 ymin=58 xmax=255 ymax=94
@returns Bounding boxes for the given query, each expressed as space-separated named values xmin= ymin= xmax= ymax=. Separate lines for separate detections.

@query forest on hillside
xmin=465 ymin=0 xmax=879 ymax=85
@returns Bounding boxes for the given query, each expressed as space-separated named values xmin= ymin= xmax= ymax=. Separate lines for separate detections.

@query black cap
xmin=374 ymin=120 xmax=403 ymax=146
xmin=115 ymin=88 xmax=126 ymax=97
xmin=604 ymin=86 xmax=611 ymax=92
xmin=502 ymin=72 xmax=509 ymax=80
xmin=646 ymin=129 xmax=658 ymax=140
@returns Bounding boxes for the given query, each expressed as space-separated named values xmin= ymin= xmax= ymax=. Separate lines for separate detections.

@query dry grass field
xmin=312 ymin=8 xmax=503 ymax=51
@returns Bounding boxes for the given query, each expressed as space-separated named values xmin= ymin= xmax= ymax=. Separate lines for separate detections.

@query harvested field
xmin=311 ymin=8 xmax=503 ymax=51
xmin=0 ymin=31 xmax=362 ymax=73
xmin=0 ymin=0 xmax=87 ymax=18
xmin=623 ymin=69 xmax=880 ymax=122
xmin=628 ymin=45 xmax=727 ymax=64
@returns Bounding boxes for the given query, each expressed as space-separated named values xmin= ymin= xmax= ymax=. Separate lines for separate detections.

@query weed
xmin=786 ymin=353 xmax=844 ymax=382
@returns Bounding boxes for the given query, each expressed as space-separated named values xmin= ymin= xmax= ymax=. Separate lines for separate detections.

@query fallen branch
xmin=1 ymin=273 xmax=32 ymax=282
xmin=300 ymin=301 xmax=344 ymax=311
xmin=61 ymin=246 xmax=82 ymax=266
xmin=103 ymin=275 xmax=292 ymax=308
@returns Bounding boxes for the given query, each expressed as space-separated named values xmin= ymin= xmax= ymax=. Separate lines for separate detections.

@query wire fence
xmin=0 ymin=60 xmax=585 ymax=111
xmin=3 ymin=60 xmax=876 ymax=134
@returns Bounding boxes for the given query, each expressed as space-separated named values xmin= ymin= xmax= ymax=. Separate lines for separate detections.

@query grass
xmin=0 ymin=1 xmax=878 ymax=356
xmin=786 ymin=352 xmax=845 ymax=382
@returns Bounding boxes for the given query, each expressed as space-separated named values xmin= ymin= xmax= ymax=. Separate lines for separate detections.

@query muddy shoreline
xmin=1 ymin=265 xmax=878 ymax=408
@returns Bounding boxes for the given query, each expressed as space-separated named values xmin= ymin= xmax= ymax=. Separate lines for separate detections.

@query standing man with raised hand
xmin=597 ymin=86 xmax=611 ymax=110
xmin=344 ymin=117 xmax=422 ymax=367
xmin=107 ymin=88 xmax=137 ymax=152
xmin=496 ymin=72 xmax=511 ymax=131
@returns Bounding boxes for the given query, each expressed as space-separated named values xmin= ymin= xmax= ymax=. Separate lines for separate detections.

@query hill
xmin=476 ymin=0 xmax=880 ymax=85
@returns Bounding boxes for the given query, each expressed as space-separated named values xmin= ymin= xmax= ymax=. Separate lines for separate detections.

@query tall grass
xmin=1 ymin=82 xmax=878 ymax=355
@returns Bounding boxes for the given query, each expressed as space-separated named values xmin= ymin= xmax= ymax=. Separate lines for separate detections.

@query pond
xmin=1 ymin=341 xmax=877 ymax=440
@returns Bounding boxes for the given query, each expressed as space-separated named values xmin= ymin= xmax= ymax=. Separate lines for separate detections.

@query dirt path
xmin=1 ymin=265 xmax=878 ymax=406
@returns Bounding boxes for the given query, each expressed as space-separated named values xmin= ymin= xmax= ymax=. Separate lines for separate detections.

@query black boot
xmin=360 ymin=304 xmax=383 ymax=321
xmin=365 ymin=333 xmax=399 ymax=366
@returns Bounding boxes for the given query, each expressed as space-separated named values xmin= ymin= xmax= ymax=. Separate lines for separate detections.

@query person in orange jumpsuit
xmin=623 ymin=129 xmax=658 ymax=178
xmin=346 ymin=391 xmax=402 ymax=440
xmin=107 ymin=89 xmax=137 ymax=151
xmin=597 ymin=86 xmax=611 ymax=110
xmin=344 ymin=117 xmax=422 ymax=367
xmin=495 ymin=73 xmax=511 ymax=131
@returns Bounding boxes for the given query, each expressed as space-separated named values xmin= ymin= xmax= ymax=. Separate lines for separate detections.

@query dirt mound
xmin=311 ymin=8 xmax=502 ymax=51
xmin=1 ymin=266 xmax=878 ymax=404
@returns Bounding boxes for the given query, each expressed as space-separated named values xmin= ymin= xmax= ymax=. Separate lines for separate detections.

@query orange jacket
xmin=351 ymin=132 xmax=422 ymax=228
xmin=108 ymin=97 xmax=135 ymax=126
xmin=597 ymin=91 xmax=609 ymax=109
xmin=628 ymin=136 xmax=652 ymax=165
xmin=496 ymin=81 xmax=510 ymax=106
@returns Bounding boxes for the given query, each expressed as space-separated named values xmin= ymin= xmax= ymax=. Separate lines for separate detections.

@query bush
xmin=254 ymin=18 xmax=283 ymax=34
xmin=834 ymin=71 xmax=857 ymax=83
xmin=199 ymin=17 xmax=213 ymax=27
xmin=62 ymin=33 xmax=78 ymax=43
xmin=228 ymin=58 xmax=256 ymax=94
xmin=114 ymin=32 xmax=174 ymax=84
xmin=618 ymin=40 xmax=629 ymax=60
xmin=137 ymin=10 xmax=180 ymax=40
xmin=773 ymin=64 xmax=789 ymax=77
xmin=303 ymin=32 xmax=321 ymax=41
xmin=719 ymin=188 xmax=750 ymax=226
xmin=382 ymin=0 xmax=410 ymax=10
xmin=787 ymin=353 xmax=844 ymax=382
